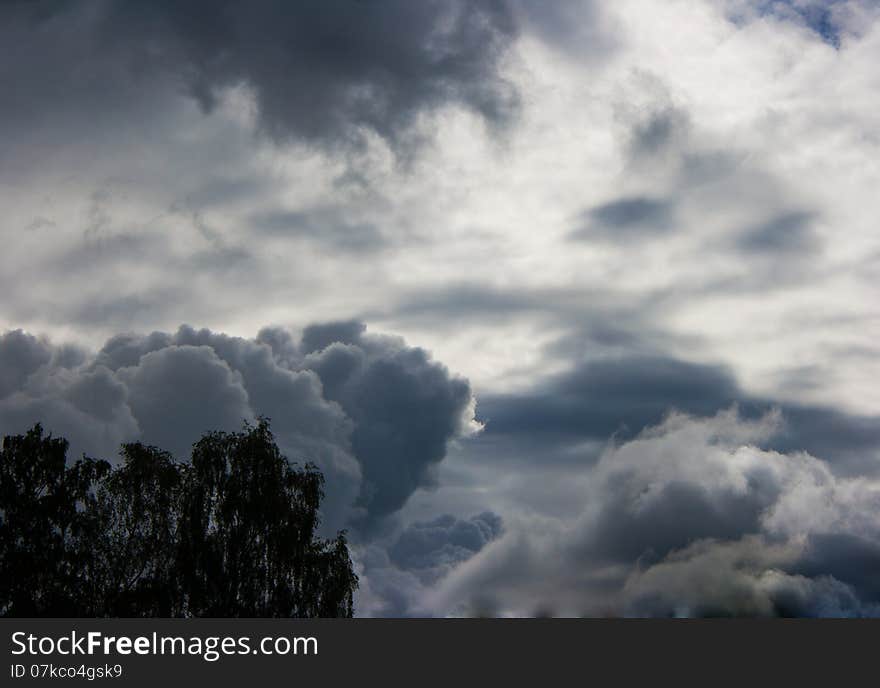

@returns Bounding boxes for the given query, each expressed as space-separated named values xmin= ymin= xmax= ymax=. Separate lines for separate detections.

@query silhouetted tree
xmin=83 ymin=442 xmax=183 ymax=617
xmin=0 ymin=425 xmax=110 ymax=616
xmin=177 ymin=420 xmax=356 ymax=617
xmin=0 ymin=420 xmax=357 ymax=617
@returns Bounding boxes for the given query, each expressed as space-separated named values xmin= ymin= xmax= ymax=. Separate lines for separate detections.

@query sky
xmin=2 ymin=0 xmax=880 ymax=617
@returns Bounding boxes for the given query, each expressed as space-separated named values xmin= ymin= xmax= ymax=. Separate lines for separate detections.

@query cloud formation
xmin=390 ymin=512 xmax=503 ymax=579
xmin=0 ymin=323 xmax=477 ymax=532
xmin=2 ymin=0 xmax=520 ymax=156
xmin=427 ymin=409 xmax=880 ymax=617
xmin=478 ymin=353 xmax=880 ymax=473
xmin=2 ymin=0 xmax=880 ymax=617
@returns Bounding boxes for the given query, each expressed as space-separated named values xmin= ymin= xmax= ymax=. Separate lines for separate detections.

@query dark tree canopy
xmin=0 ymin=420 xmax=357 ymax=617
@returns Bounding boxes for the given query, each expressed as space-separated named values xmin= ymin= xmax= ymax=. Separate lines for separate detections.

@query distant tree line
xmin=0 ymin=420 xmax=357 ymax=617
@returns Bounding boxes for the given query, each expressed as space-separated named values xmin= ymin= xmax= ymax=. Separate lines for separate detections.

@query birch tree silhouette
xmin=0 ymin=420 xmax=356 ymax=617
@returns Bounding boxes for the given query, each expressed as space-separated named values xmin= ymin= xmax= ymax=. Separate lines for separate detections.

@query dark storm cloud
xmin=113 ymin=322 xmax=476 ymax=526
xmin=115 ymin=345 xmax=254 ymax=458
xmin=0 ymin=330 xmax=52 ymax=399
xmin=299 ymin=320 xmax=366 ymax=355
xmin=95 ymin=331 xmax=174 ymax=370
xmin=389 ymin=512 xmax=503 ymax=576
xmin=766 ymin=404 xmax=880 ymax=475
xmin=301 ymin=326 xmax=476 ymax=522
xmin=794 ymin=533 xmax=880 ymax=603
xmin=0 ymin=322 xmax=477 ymax=531
xmin=351 ymin=510 xmax=504 ymax=615
xmin=347 ymin=348 xmax=471 ymax=519
xmin=1 ymin=0 xmax=520 ymax=156
xmin=571 ymin=196 xmax=675 ymax=241
xmin=611 ymin=451 xmax=880 ymax=617
xmin=0 ymin=330 xmax=140 ymax=465
xmin=572 ymin=413 xmax=790 ymax=572
xmin=481 ymin=356 xmax=740 ymax=443
xmin=587 ymin=479 xmax=776 ymax=566
xmin=621 ymin=537 xmax=876 ymax=618
xmin=476 ymin=352 xmax=880 ymax=473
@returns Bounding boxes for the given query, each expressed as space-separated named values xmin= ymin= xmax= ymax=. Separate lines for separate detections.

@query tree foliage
xmin=0 ymin=420 xmax=356 ymax=617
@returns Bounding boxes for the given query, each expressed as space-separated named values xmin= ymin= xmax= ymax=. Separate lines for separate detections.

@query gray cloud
xmin=736 ymin=210 xmax=819 ymax=255
xmin=0 ymin=330 xmax=52 ymax=399
xmin=69 ymin=289 xmax=188 ymax=329
xmin=390 ymin=512 xmax=503 ymax=578
xmin=299 ymin=320 xmax=367 ymax=355
xmin=480 ymin=355 xmax=740 ymax=444
xmin=251 ymin=208 xmax=387 ymax=253
xmin=116 ymin=345 xmax=254 ymax=457
xmin=428 ymin=410 xmax=880 ymax=617
xmin=621 ymin=537 xmax=876 ymax=618
xmin=627 ymin=105 xmax=692 ymax=160
xmin=300 ymin=326 xmax=477 ymax=522
xmin=477 ymin=353 xmax=880 ymax=473
xmin=351 ymin=511 xmax=504 ymax=616
xmin=0 ymin=322 xmax=477 ymax=532
xmin=2 ymin=0 xmax=879 ymax=620
xmin=572 ymin=196 xmax=675 ymax=241
xmin=1 ymin=0 xmax=520 ymax=157
xmin=510 ymin=0 xmax=617 ymax=60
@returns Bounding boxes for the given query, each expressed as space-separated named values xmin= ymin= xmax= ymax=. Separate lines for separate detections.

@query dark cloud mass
xmin=481 ymin=356 xmax=741 ymax=444
xmin=0 ymin=323 xmax=477 ymax=533
xmin=0 ymin=330 xmax=52 ymax=398
xmin=301 ymin=330 xmax=476 ymax=521
xmin=1 ymin=0 xmax=520 ymax=156
xmin=390 ymin=512 xmax=503 ymax=578
xmin=478 ymin=353 xmax=880 ymax=473
xmin=116 ymin=345 xmax=254 ymax=458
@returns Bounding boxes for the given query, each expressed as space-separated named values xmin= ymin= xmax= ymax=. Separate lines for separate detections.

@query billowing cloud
xmin=351 ymin=511 xmax=504 ymax=617
xmin=116 ymin=345 xmax=254 ymax=457
xmin=0 ymin=330 xmax=53 ymax=399
xmin=621 ymin=537 xmax=876 ymax=617
xmin=0 ymin=322 xmax=477 ymax=532
xmin=390 ymin=512 xmax=503 ymax=579
xmin=299 ymin=325 xmax=480 ymax=522
xmin=425 ymin=409 xmax=880 ymax=617
xmin=2 ymin=0 xmax=880 ymax=618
